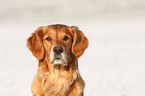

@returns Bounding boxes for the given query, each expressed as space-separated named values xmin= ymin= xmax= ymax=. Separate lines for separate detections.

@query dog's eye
xmin=63 ymin=36 xmax=69 ymax=41
xmin=46 ymin=37 xmax=52 ymax=41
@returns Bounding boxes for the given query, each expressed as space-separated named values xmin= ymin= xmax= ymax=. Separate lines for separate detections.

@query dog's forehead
xmin=46 ymin=25 xmax=71 ymax=35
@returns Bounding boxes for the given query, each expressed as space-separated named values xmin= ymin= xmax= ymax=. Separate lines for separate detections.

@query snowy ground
xmin=0 ymin=17 xmax=145 ymax=96
xmin=1 ymin=0 xmax=145 ymax=95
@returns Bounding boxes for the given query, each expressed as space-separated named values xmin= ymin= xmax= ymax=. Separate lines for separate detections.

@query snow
xmin=0 ymin=0 xmax=145 ymax=96
xmin=79 ymin=19 xmax=145 ymax=96
xmin=0 ymin=18 xmax=145 ymax=96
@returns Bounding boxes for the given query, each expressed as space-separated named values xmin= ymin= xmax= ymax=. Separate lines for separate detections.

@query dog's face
xmin=43 ymin=25 xmax=73 ymax=66
xmin=27 ymin=24 xmax=88 ymax=66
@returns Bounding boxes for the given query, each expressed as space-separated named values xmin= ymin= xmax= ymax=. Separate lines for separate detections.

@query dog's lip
xmin=50 ymin=58 xmax=67 ymax=66
xmin=53 ymin=54 xmax=62 ymax=60
xmin=49 ymin=63 xmax=68 ymax=66
xmin=54 ymin=57 xmax=61 ymax=60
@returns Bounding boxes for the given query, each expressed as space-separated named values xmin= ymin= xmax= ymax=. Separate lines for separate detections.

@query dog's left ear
xmin=27 ymin=27 xmax=46 ymax=60
xmin=68 ymin=26 xmax=89 ymax=58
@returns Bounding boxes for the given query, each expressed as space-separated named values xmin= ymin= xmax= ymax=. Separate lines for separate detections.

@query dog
xmin=27 ymin=24 xmax=88 ymax=96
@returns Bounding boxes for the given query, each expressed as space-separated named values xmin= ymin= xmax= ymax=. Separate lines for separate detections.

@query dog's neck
xmin=37 ymin=59 xmax=79 ymax=96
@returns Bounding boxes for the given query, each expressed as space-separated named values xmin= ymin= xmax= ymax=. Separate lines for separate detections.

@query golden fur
xmin=27 ymin=24 xmax=88 ymax=96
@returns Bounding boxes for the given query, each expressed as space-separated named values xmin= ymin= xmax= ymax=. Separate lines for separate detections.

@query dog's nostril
xmin=53 ymin=46 xmax=63 ymax=54
xmin=59 ymin=48 xmax=63 ymax=53
xmin=54 ymin=48 xmax=57 ymax=53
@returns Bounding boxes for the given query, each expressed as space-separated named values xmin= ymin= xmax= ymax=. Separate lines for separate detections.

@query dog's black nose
xmin=53 ymin=46 xmax=63 ymax=54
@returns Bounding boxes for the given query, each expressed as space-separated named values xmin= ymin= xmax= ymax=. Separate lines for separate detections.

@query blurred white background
xmin=0 ymin=0 xmax=145 ymax=96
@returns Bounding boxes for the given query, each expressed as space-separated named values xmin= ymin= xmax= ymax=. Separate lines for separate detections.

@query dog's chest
xmin=42 ymin=70 xmax=77 ymax=96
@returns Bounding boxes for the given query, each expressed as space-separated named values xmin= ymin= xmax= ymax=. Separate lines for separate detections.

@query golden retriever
xmin=27 ymin=24 xmax=88 ymax=96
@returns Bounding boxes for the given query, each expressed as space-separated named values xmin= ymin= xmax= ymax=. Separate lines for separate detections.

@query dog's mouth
xmin=50 ymin=54 xmax=67 ymax=66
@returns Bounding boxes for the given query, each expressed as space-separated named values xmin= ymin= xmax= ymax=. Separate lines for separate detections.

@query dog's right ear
xmin=68 ymin=26 xmax=88 ymax=58
xmin=27 ymin=27 xmax=47 ymax=60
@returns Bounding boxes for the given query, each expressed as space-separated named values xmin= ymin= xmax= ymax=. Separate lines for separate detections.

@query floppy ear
xmin=68 ymin=26 xmax=88 ymax=58
xmin=27 ymin=27 xmax=46 ymax=60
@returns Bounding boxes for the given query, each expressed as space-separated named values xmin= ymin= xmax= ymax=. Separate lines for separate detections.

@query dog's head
xmin=27 ymin=24 xmax=88 ymax=66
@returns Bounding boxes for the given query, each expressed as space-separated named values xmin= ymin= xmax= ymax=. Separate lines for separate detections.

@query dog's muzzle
xmin=50 ymin=46 xmax=67 ymax=66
